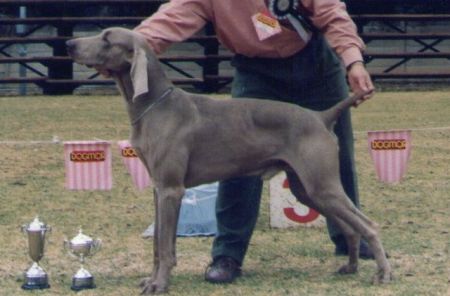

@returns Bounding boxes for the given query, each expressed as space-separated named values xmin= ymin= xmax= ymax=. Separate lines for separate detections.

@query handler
xmin=134 ymin=0 xmax=375 ymax=284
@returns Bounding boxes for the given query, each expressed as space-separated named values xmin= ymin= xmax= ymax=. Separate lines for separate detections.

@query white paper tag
xmin=252 ymin=11 xmax=282 ymax=41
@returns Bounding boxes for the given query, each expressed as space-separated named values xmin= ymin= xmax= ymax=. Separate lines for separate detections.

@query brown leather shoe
xmin=205 ymin=256 xmax=242 ymax=284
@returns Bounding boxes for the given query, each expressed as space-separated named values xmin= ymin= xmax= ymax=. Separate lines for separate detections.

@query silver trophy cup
xmin=21 ymin=216 xmax=51 ymax=290
xmin=64 ymin=228 xmax=101 ymax=291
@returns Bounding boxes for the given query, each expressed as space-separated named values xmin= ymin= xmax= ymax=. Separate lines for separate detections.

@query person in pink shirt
xmin=134 ymin=0 xmax=376 ymax=284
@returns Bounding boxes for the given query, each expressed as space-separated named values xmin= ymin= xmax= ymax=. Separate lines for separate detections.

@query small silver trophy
xmin=64 ymin=228 xmax=101 ymax=291
xmin=21 ymin=216 xmax=51 ymax=290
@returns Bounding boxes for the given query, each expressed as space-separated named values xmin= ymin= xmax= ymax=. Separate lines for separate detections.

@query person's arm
xmin=134 ymin=0 xmax=213 ymax=54
xmin=346 ymin=61 xmax=374 ymax=105
xmin=302 ymin=0 xmax=374 ymax=102
xmin=95 ymin=0 xmax=212 ymax=77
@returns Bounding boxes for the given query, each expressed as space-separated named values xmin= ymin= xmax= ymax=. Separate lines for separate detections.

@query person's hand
xmin=94 ymin=66 xmax=111 ymax=78
xmin=347 ymin=61 xmax=375 ymax=106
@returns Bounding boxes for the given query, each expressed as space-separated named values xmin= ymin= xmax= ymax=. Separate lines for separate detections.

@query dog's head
xmin=66 ymin=27 xmax=150 ymax=100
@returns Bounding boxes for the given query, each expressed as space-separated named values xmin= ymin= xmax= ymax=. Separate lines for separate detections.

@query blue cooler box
xmin=143 ymin=182 xmax=218 ymax=237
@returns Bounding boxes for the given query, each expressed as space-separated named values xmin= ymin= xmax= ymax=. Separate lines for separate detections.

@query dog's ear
xmin=130 ymin=47 xmax=149 ymax=101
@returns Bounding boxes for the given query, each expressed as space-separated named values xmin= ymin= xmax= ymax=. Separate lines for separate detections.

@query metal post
xmin=44 ymin=24 xmax=74 ymax=95
xmin=16 ymin=6 xmax=27 ymax=96
xmin=202 ymin=23 xmax=219 ymax=92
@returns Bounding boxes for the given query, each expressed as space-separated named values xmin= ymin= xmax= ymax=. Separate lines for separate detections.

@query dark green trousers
xmin=211 ymin=33 xmax=359 ymax=265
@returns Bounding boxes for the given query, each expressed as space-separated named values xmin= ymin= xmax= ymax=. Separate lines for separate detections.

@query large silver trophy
xmin=21 ymin=216 xmax=51 ymax=290
xmin=64 ymin=228 xmax=102 ymax=291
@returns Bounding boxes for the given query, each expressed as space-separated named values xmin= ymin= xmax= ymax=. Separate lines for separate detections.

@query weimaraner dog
xmin=66 ymin=28 xmax=392 ymax=294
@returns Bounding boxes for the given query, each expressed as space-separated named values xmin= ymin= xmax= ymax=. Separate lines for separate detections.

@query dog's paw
xmin=372 ymin=269 xmax=393 ymax=285
xmin=140 ymin=281 xmax=168 ymax=295
xmin=139 ymin=277 xmax=152 ymax=288
xmin=140 ymin=276 xmax=169 ymax=295
xmin=337 ymin=264 xmax=358 ymax=274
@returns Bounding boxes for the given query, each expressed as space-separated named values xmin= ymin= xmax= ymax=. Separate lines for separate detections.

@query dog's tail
xmin=319 ymin=90 xmax=373 ymax=130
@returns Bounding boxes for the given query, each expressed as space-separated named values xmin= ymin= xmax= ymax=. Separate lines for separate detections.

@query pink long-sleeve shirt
xmin=134 ymin=0 xmax=365 ymax=67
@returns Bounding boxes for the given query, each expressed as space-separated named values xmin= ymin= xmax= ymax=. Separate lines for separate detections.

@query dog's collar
xmin=131 ymin=87 xmax=174 ymax=126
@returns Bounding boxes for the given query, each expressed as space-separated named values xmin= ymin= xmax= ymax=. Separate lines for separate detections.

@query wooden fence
xmin=1 ymin=0 xmax=450 ymax=94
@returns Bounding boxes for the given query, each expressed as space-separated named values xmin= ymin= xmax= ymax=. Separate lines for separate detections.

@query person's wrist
xmin=346 ymin=60 xmax=364 ymax=72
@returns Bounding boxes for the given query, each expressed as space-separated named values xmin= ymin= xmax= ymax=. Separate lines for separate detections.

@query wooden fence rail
xmin=1 ymin=0 xmax=450 ymax=94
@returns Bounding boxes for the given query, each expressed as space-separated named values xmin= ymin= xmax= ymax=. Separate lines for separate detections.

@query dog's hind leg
xmin=286 ymin=172 xmax=360 ymax=274
xmin=287 ymin=135 xmax=392 ymax=284
xmin=302 ymin=185 xmax=391 ymax=283
xmin=322 ymin=196 xmax=392 ymax=284
xmin=335 ymin=201 xmax=392 ymax=283
xmin=298 ymin=184 xmax=391 ymax=283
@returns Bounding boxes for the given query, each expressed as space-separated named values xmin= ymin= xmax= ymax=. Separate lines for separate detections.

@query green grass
xmin=0 ymin=91 xmax=449 ymax=295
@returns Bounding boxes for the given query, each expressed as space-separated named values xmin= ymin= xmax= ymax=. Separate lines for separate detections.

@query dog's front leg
xmin=140 ymin=188 xmax=160 ymax=289
xmin=141 ymin=186 xmax=184 ymax=295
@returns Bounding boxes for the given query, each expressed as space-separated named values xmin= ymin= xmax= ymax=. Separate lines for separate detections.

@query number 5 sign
xmin=269 ymin=172 xmax=325 ymax=228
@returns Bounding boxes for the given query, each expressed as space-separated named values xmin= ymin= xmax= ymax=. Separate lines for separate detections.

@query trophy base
xmin=71 ymin=276 xmax=96 ymax=291
xmin=22 ymin=279 xmax=50 ymax=290
xmin=22 ymin=263 xmax=50 ymax=290
xmin=71 ymin=284 xmax=96 ymax=292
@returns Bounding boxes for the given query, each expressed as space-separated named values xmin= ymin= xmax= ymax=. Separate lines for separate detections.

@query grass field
xmin=0 ymin=91 xmax=449 ymax=295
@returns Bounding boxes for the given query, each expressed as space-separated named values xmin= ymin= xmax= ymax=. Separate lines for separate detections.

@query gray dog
xmin=66 ymin=28 xmax=392 ymax=294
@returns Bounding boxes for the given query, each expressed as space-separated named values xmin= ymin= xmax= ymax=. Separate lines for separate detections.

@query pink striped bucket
xmin=368 ymin=130 xmax=412 ymax=184
xmin=64 ymin=141 xmax=112 ymax=190
xmin=118 ymin=140 xmax=152 ymax=191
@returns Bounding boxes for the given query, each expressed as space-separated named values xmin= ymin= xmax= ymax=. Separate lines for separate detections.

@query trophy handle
xmin=63 ymin=239 xmax=78 ymax=259
xmin=40 ymin=225 xmax=51 ymax=240
xmin=91 ymin=239 xmax=102 ymax=255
